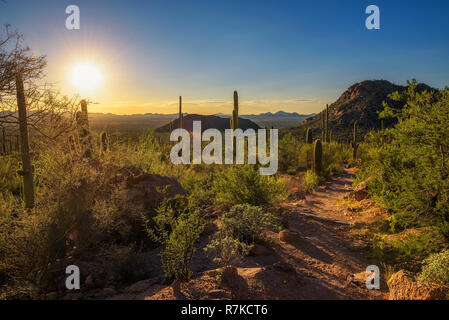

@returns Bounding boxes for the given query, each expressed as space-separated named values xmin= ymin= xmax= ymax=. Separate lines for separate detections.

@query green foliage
xmin=204 ymin=235 xmax=252 ymax=266
xmin=278 ymin=133 xmax=304 ymax=174
xmin=220 ymin=204 xmax=281 ymax=245
xmin=418 ymin=249 xmax=449 ymax=285
xmin=145 ymin=196 xmax=205 ymax=282
xmin=303 ymin=169 xmax=320 ymax=193
xmin=357 ymin=81 xmax=449 ymax=238
xmin=371 ymin=228 xmax=444 ymax=270
xmin=213 ymin=165 xmax=288 ymax=207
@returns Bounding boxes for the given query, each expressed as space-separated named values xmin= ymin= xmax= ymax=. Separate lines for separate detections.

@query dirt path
xmin=111 ymin=168 xmax=387 ymax=300
xmin=264 ymin=168 xmax=386 ymax=299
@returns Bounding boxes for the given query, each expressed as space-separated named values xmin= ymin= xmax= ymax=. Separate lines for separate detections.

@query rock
xmin=221 ymin=266 xmax=238 ymax=284
xmin=118 ymin=166 xmax=187 ymax=209
xmin=354 ymin=181 xmax=369 ymax=201
xmin=96 ymin=287 xmax=116 ymax=298
xmin=45 ymin=291 xmax=58 ymax=300
xmin=85 ymin=275 xmax=94 ymax=288
xmin=125 ymin=280 xmax=153 ymax=294
xmin=387 ymin=270 xmax=449 ymax=300
xmin=249 ymin=244 xmax=273 ymax=256
xmin=279 ymin=229 xmax=302 ymax=243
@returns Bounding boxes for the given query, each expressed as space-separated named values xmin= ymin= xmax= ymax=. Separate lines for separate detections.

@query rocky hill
xmin=155 ymin=114 xmax=260 ymax=133
xmin=290 ymin=80 xmax=434 ymax=141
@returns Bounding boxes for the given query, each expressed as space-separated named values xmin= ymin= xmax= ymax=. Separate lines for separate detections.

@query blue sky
xmin=1 ymin=0 xmax=449 ymax=114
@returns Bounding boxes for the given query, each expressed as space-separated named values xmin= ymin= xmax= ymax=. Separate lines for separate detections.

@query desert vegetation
xmin=0 ymin=25 xmax=448 ymax=300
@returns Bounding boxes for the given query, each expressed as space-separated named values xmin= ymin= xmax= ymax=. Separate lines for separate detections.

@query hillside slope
xmin=289 ymin=80 xmax=433 ymax=142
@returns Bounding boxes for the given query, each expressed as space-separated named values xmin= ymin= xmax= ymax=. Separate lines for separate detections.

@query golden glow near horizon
xmin=69 ymin=61 xmax=104 ymax=94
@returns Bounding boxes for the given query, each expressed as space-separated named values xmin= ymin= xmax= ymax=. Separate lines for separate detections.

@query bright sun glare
xmin=69 ymin=62 xmax=104 ymax=93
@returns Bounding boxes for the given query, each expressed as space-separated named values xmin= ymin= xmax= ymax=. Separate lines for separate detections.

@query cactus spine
xmin=306 ymin=128 xmax=313 ymax=144
xmin=352 ymin=120 xmax=358 ymax=160
xmin=16 ymin=74 xmax=34 ymax=209
xmin=313 ymin=139 xmax=323 ymax=176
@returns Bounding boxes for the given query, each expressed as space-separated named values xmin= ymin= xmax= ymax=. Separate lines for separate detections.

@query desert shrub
xmin=418 ymin=249 xmax=449 ymax=285
xmin=371 ymin=227 xmax=445 ymax=271
xmin=303 ymin=169 xmax=320 ymax=193
xmin=182 ymin=173 xmax=215 ymax=211
xmin=145 ymin=196 xmax=205 ymax=282
xmin=357 ymin=81 xmax=449 ymax=237
xmin=204 ymin=235 xmax=252 ymax=266
xmin=220 ymin=204 xmax=281 ymax=245
xmin=213 ymin=165 xmax=288 ymax=207
xmin=0 ymin=156 xmax=20 ymax=194
xmin=279 ymin=133 xmax=304 ymax=174
xmin=100 ymin=244 xmax=152 ymax=283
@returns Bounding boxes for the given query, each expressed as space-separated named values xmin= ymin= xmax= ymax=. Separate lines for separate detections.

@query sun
xmin=69 ymin=62 xmax=104 ymax=93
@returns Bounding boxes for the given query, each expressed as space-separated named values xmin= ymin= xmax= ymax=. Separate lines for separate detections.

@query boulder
xmin=387 ymin=270 xmax=449 ymax=300
xmin=96 ymin=287 xmax=117 ymax=298
xmin=249 ymin=244 xmax=273 ymax=256
xmin=354 ymin=181 xmax=369 ymax=201
xmin=125 ymin=280 xmax=153 ymax=294
xmin=117 ymin=166 xmax=186 ymax=209
xmin=279 ymin=229 xmax=302 ymax=244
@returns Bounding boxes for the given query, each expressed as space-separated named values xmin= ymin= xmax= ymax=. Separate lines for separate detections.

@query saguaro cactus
xmin=306 ymin=128 xmax=313 ymax=144
xmin=352 ymin=120 xmax=358 ymax=160
xmin=230 ymin=91 xmax=239 ymax=130
xmin=325 ymin=104 xmax=329 ymax=143
xmin=179 ymin=96 xmax=183 ymax=129
xmin=100 ymin=131 xmax=109 ymax=153
xmin=1 ymin=127 xmax=5 ymax=154
xmin=313 ymin=139 xmax=323 ymax=176
xmin=76 ymin=100 xmax=92 ymax=157
xmin=16 ymin=74 xmax=34 ymax=209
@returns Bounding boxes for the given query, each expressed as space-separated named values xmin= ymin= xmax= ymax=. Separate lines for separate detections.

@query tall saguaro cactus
xmin=1 ymin=127 xmax=6 ymax=154
xmin=230 ymin=91 xmax=239 ymax=130
xmin=179 ymin=96 xmax=183 ymax=130
xmin=306 ymin=128 xmax=313 ymax=144
xmin=352 ymin=120 xmax=358 ymax=160
xmin=313 ymin=139 xmax=323 ymax=176
xmin=76 ymin=100 xmax=91 ymax=157
xmin=16 ymin=74 xmax=34 ymax=209
xmin=325 ymin=104 xmax=329 ymax=143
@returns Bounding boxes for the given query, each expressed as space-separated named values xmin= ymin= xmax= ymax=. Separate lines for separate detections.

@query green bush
xmin=303 ymin=169 xmax=320 ymax=193
xmin=357 ymin=81 xmax=449 ymax=237
xmin=204 ymin=235 xmax=252 ymax=266
xmin=418 ymin=249 xmax=449 ymax=285
xmin=145 ymin=196 xmax=205 ymax=282
xmin=220 ymin=204 xmax=281 ymax=245
xmin=213 ymin=165 xmax=288 ymax=207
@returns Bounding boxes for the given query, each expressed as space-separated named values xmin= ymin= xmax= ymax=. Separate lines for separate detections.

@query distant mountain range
xmin=88 ymin=110 xmax=314 ymax=131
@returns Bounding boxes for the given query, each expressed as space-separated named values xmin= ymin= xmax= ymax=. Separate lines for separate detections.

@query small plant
xmin=213 ymin=165 xmax=288 ymax=207
xmin=303 ymin=169 xmax=320 ymax=193
xmin=145 ymin=196 xmax=205 ymax=282
xmin=418 ymin=249 xmax=449 ymax=286
xmin=220 ymin=204 xmax=281 ymax=245
xmin=204 ymin=235 xmax=252 ymax=267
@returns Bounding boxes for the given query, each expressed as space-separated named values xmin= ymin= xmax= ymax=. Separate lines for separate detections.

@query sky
xmin=1 ymin=0 xmax=449 ymax=115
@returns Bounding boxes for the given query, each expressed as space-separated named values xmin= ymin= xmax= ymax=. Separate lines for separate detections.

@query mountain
xmin=215 ymin=110 xmax=315 ymax=128
xmin=155 ymin=114 xmax=260 ymax=133
xmin=291 ymin=80 xmax=434 ymax=141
